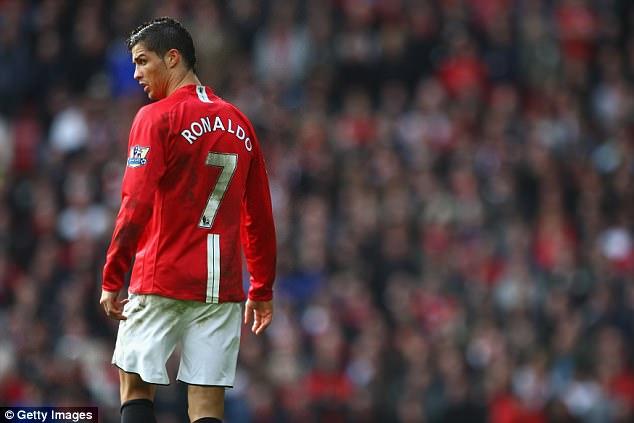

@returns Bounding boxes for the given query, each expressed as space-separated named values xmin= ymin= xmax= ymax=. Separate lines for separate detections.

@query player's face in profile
xmin=131 ymin=43 xmax=169 ymax=100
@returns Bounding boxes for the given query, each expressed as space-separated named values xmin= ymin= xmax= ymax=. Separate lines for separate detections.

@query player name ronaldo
xmin=180 ymin=115 xmax=253 ymax=151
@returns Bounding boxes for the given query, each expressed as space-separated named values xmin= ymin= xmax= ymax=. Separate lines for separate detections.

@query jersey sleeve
xmin=241 ymin=134 xmax=277 ymax=301
xmin=102 ymin=108 xmax=169 ymax=292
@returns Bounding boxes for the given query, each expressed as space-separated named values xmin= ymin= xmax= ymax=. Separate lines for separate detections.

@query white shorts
xmin=112 ymin=293 xmax=242 ymax=386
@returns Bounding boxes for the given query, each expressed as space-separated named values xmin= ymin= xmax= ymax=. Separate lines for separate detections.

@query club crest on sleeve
xmin=127 ymin=145 xmax=150 ymax=167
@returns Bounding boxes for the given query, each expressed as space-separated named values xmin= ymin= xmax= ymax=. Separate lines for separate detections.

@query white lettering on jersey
xmin=191 ymin=121 xmax=204 ymax=137
xmin=201 ymin=116 xmax=212 ymax=132
xmin=180 ymin=115 xmax=253 ymax=151
xmin=181 ymin=129 xmax=196 ymax=144
xmin=213 ymin=116 xmax=225 ymax=132
xmin=236 ymin=125 xmax=246 ymax=140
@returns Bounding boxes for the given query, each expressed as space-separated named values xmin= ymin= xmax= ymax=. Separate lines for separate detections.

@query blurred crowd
xmin=1 ymin=0 xmax=633 ymax=422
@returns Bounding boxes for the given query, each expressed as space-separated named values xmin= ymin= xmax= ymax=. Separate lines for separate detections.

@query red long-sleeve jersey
xmin=102 ymin=84 xmax=276 ymax=303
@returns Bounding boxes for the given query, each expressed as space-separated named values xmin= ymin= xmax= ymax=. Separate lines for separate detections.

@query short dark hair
xmin=127 ymin=17 xmax=196 ymax=71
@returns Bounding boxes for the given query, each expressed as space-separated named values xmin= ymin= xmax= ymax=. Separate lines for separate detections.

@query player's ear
xmin=165 ymin=49 xmax=180 ymax=69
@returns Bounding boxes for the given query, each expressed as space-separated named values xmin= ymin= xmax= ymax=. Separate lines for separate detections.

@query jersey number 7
xmin=199 ymin=152 xmax=238 ymax=229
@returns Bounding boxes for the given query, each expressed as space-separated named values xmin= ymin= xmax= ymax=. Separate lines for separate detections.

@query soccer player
xmin=99 ymin=17 xmax=276 ymax=423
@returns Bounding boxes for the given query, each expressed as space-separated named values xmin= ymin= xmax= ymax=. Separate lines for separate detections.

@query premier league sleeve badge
xmin=127 ymin=145 xmax=150 ymax=167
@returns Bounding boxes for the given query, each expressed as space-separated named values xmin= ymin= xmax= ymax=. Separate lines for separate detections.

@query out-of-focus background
xmin=0 ymin=0 xmax=633 ymax=422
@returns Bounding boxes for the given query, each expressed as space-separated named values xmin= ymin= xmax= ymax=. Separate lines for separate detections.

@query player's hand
xmin=100 ymin=289 xmax=129 ymax=321
xmin=244 ymin=299 xmax=273 ymax=335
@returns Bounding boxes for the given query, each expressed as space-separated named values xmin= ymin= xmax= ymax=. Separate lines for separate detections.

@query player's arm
xmin=101 ymin=110 xmax=168 ymax=316
xmin=241 ymin=135 xmax=276 ymax=334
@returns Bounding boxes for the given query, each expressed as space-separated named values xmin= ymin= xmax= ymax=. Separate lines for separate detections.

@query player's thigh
xmin=119 ymin=369 xmax=156 ymax=402
xmin=187 ymin=385 xmax=225 ymax=421
xmin=177 ymin=302 xmax=242 ymax=386
xmin=113 ymin=294 xmax=183 ymax=385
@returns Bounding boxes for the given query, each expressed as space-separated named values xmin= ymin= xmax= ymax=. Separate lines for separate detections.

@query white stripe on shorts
xmin=206 ymin=234 xmax=220 ymax=303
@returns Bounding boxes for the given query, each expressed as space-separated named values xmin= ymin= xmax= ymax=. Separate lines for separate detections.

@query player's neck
xmin=166 ymin=70 xmax=202 ymax=97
